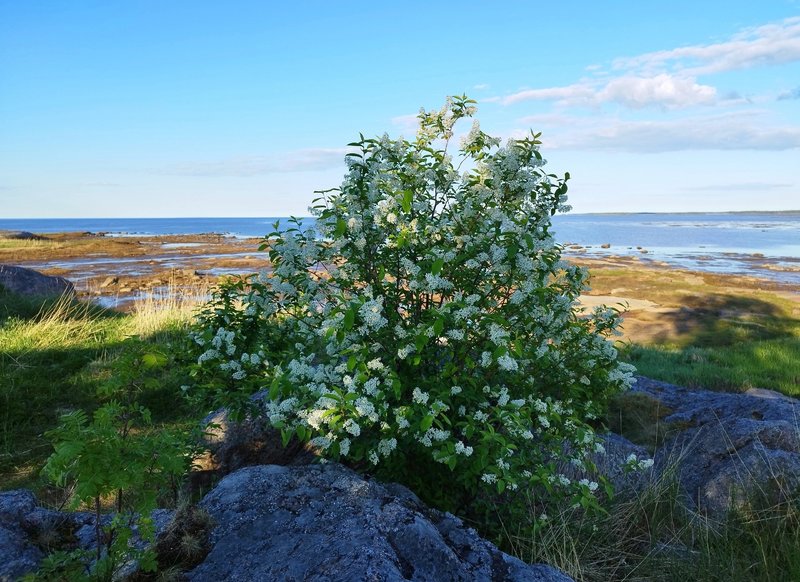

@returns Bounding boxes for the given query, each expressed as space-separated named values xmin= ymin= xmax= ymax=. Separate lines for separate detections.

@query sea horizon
xmin=3 ymin=209 xmax=800 ymax=222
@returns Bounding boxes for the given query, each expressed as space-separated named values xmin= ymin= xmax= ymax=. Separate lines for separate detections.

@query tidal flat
xmin=2 ymin=230 xmax=798 ymax=393
xmin=0 ymin=231 xmax=270 ymax=309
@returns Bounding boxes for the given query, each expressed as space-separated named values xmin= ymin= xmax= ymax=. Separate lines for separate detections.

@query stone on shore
xmin=0 ymin=264 xmax=74 ymax=298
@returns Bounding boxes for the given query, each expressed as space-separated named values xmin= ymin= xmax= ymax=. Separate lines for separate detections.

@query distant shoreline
xmin=2 ymin=209 xmax=800 ymax=221
xmin=570 ymin=209 xmax=800 ymax=216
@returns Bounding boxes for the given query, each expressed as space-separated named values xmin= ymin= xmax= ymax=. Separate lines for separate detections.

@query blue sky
xmin=1 ymin=1 xmax=799 ymax=217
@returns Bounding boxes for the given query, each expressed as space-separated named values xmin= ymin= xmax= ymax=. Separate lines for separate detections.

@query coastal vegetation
xmin=4 ymin=281 xmax=799 ymax=580
xmin=1 ymin=98 xmax=798 ymax=580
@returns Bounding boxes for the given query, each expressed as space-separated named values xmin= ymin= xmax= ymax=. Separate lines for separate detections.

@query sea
xmin=1 ymin=213 xmax=799 ymax=285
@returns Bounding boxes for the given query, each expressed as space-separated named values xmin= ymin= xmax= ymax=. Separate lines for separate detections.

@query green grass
xmin=581 ymin=261 xmax=800 ymax=395
xmin=622 ymin=338 xmax=800 ymax=395
xmin=0 ymin=288 xmax=202 ymax=492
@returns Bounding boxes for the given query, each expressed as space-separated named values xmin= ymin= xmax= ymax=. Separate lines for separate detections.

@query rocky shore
xmin=0 ymin=231 xmax=271 ymax=309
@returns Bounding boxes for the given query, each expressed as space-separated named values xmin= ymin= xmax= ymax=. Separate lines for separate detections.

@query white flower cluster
xmin=625 ymin=453 xmax=654 ymax=471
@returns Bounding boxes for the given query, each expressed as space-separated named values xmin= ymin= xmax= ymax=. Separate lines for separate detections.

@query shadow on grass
xmin=647 ymin=292 xmax=797 ymax=348
xmin=0 ymin=291 xmax=197 ymax=491
xmin=620 ymin=292 xmax=799 ymax=395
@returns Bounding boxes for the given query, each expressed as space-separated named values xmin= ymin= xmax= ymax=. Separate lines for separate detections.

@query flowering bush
xmin=190 ymin=96 xmax=634 ymax=514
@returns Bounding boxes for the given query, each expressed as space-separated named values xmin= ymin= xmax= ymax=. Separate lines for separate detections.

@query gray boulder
xmin=0 ymin=489 xmax=172 ymax=580
xmin=632 ymin=376 xmax=800 ymax=516
xmin=188 ymin=463 xmax=573 ymax=581
xmin=0 ymin=490 xmax=50 ymax=581
xmin=0 ymin=231 xmax=46 ymax=241
xmin=0 ymin=524 xmax=42 ymax=582
xmin=0 ymin=264 xmax=74 ymax=298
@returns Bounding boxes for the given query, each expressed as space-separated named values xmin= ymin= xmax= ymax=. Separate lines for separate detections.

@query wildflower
xmin=366 ymin=358 xmax=384 ymax=371
xmin=343 ymin=419 xmax=361 ymax=436
xmin=310 ymin=436 xmax=332 ymax=449
xmin=497 ymin=354 xmax=518 ymax=371
xmin=412 ymin=387 xmax=429 ymax=405
xmin=377 ymin=438 xmax=397 ymax=456
xmin=454 ymin=441 xmax=473 ymax=456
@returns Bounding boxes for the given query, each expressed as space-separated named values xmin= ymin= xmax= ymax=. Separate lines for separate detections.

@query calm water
xmin=2 ymin=213 xmax=799 ymax=284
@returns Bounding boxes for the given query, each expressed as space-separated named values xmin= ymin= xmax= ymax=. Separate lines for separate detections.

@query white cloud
xmin=542 ymin=112 xmax=800 ymax=152
xmin=391 ymin=114 xmax=420 ymax=133
xmin=614 ymin=17 xmax=800 ymax=76
xmin=597 ymin=74 xmax=717 ymax=109
xmin=473 ymin=83 xmax=490 ymax=90
xmin=502 ymin=73 xmax=717 ymax=110
xmin=778 ymin=87 xmax=800 ymax=100
xmin=160 ymin=148 xmax=349 ymax=176
xmin=500 ymin=17 xmax=800 ymax=110
xmin=517 ymin=113 xmax=580 ymax=126
xmin=502 ymin=84 xmax=595 ymax=106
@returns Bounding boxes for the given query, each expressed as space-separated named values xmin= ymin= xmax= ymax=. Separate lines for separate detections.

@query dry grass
xmin=505 ymin=409 xmax=800 ymax=581
xmin=128 ymin=280 xmax=210 ymax=337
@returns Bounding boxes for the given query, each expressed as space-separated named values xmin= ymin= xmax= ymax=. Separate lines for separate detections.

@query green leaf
xmin=392 ymin=379 xmax=402 ymax=399
xmin=433 ymin=318 xmax=444 ymax=336
xmin=493 ymin=345 xmax=507 ymax=359
xmin=269 ymin=378 xmax=281 ymax=401
xmin=335 ymin=218 xmax=347 ymax=237
xmin=432 ymin=258 xmax=444 ymax=276
xmin=295 ymin=425 xmax=307 ymax=441
xmin=420 ymin=415 xmax=434 ymax=432
xmin=396 ymin=231 xmax=408 ymax=248
xmin=447 ymin=457 xmax=457 ymax=471
xmin=141 ymin=353 xmax=167 ymax=368
xmin=344 ymin=309 xmax=355 ymax=330
xmin=401 ymin=190 xmax=413 ymax=212
xmin=524 ymin=233 xmax=534 ymax=249
xmin=347 ymin=355 xmax=357 ymax=372
xmin=497 ymin=479 xmax=506 ymax=494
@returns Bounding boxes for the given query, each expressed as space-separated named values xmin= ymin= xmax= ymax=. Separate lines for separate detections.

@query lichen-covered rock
xmin=0 ymin=490 xmax=45 ymax=581
xmin=633 ymin=376 xmax=800 ymax=516
xmin=0 ymin=489 xmax=172 ymax=580
xmin=0 ymin=264 xmax=74 ymax=297
xmin=0 ymin=524 xmax=42 ymax=581
xmin=188 ymin=463 xmax=573 ymax=581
